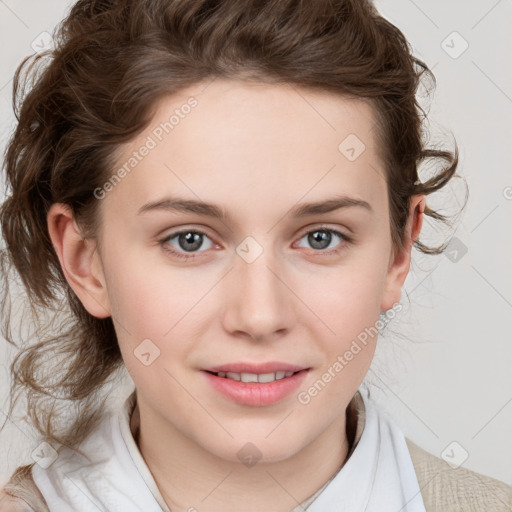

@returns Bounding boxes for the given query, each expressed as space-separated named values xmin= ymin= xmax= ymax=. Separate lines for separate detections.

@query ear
xmin=47 ymin=203 xmax=111 ymax=318
xmin=380 ymin=194 xmax=426 ymax=311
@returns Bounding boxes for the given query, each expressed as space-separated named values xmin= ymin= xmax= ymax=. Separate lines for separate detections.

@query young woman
xmin=1 ymin=0 xmax=510 ymax=511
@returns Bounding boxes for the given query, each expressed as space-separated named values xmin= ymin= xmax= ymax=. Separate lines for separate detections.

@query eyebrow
xmin=137 ymin=195 xmax=373 ymax=220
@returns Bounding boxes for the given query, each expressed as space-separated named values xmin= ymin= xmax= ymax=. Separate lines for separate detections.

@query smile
xmin=202 ymin=368 xmax=310 ymax=406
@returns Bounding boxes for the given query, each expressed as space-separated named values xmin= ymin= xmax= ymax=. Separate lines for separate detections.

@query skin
xmin=47 ymin=78 xmax=424 ymax=512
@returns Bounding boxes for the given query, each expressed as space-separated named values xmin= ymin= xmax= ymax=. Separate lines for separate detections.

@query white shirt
xmin=31 ymin=387 xmax=426 ymax=511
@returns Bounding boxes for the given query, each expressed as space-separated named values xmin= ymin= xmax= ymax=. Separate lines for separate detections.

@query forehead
xmin=107 ymin=78 xmax=387 ymax=220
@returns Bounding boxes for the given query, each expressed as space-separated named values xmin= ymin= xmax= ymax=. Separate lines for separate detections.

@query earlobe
xmin=47 ymin=203 xmax=111 ymax=319
xmin=380 ymin=194 xmax=426 ymax=311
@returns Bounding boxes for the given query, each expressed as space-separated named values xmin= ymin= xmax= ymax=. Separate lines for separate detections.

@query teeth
xmin=241 ymin=372 xmax=259 ymax=383
xmin=257 ymin=372 xmax=276 ymax=383
xmin=215 ymin=371 xmax=297 ymax=382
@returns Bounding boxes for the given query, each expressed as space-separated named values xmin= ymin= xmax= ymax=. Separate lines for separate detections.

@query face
xmin=52 ymin=78 xmax=420 ymax=464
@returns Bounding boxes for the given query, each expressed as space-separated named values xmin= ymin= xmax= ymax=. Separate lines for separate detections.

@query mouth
xmin=201 ymin=363 xmax=310 ymax=406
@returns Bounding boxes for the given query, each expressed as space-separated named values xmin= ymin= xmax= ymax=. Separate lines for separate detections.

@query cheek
xmin=101 ymin=242 xmax=194 ymax=331
xmin=296 ymin=276 xmax=384 ymax=409
xmin=102 ymin=251 xmax=215 ymax=373
xmin=299 ymin=259 xmax=388 ymax=332
xmin=295 ymin=251 xmax=390 ymax=376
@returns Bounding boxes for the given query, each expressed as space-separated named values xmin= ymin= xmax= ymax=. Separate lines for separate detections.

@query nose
xmin=221 ymin=243 xmax=295 ymax=343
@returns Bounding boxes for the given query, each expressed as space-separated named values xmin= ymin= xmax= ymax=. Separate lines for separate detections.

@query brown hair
xmin=0 ymin=0 xmax=466 ymax=450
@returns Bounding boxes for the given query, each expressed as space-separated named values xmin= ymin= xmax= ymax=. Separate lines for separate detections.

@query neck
xmin=134 ymin=403 xmax=352 ymax=512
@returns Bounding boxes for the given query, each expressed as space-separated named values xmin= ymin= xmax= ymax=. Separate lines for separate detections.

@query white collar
xmin=303 ymin=388 xmax=426 ymax=511
xmin=32 ymin=388 xmax=425 ymax=511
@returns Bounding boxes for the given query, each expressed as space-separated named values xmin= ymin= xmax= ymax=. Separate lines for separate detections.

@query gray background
xmin=0 ymin=0 xmax=511 ymax=487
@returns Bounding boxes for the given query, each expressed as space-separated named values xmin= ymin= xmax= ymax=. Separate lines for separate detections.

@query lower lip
xmin=202 ymin=369 xmax=309 ymax=407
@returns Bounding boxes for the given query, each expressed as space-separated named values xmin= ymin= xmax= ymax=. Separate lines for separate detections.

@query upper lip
xmin=203 ymin=362 xmax=309 ymax=374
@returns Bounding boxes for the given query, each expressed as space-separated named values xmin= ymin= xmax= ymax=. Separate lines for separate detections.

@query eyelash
xmin=159 ymin=226 xmax=353 ymax=261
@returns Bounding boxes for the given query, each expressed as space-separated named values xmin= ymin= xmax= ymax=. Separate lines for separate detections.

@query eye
xmin=295 ymin=227 xmax=352 ymax=254
xmin=159 ymin=229 xmax=215 ymax=260
xmin=159 ymin=226 xmax=352 ymax=261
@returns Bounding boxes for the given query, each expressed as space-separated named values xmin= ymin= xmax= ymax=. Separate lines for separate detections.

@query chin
xmin=203 ymin=434 xmax=306 ymax=466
